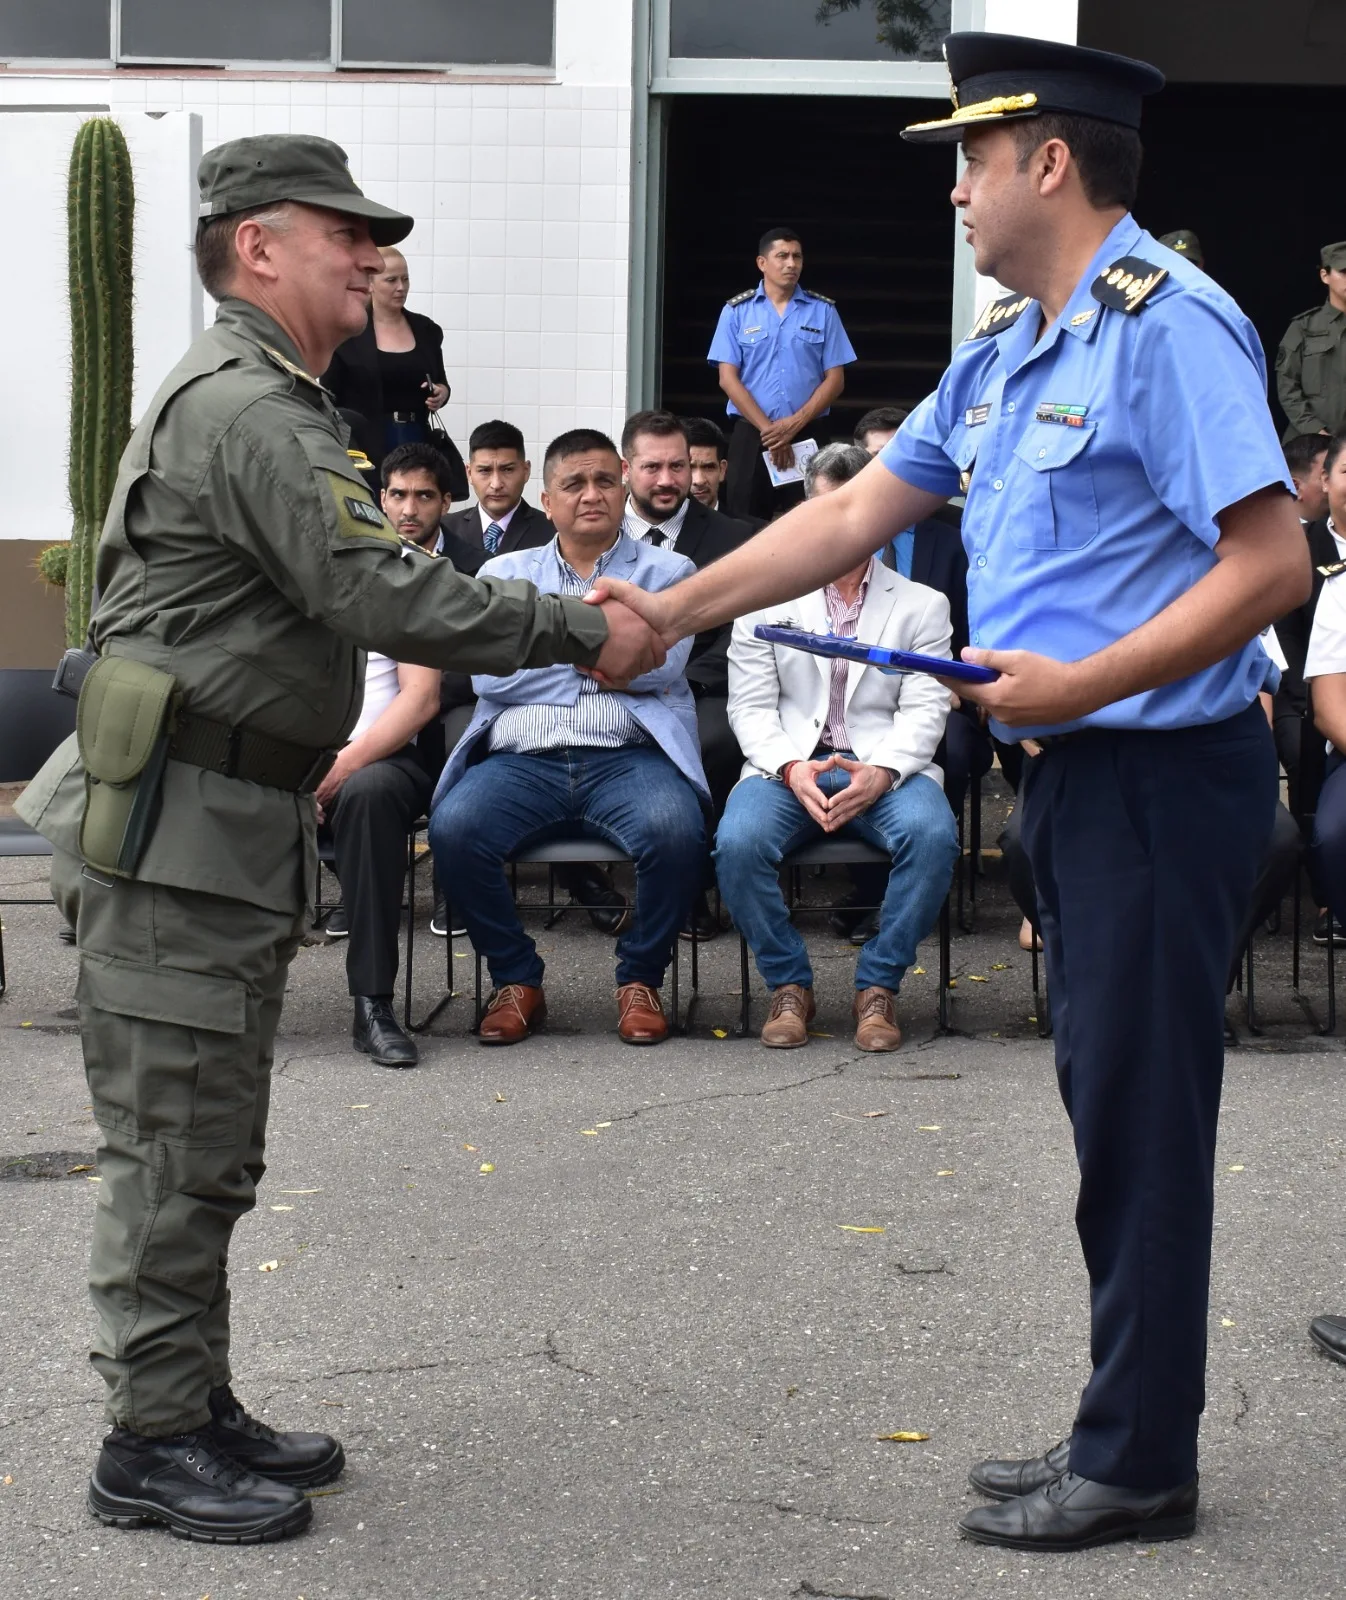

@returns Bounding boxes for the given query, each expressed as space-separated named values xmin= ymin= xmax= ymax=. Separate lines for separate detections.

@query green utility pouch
xmin=76 ymin=656 xmax=179 ymax=878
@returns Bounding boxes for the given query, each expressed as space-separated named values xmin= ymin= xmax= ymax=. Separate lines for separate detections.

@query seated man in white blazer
xmin=716 ymin=442 xmax=958 ymax=1052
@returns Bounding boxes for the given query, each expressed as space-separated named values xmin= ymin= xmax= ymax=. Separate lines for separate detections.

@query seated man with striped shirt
xmin=427 ymin=429 xmax=709 ymax=1045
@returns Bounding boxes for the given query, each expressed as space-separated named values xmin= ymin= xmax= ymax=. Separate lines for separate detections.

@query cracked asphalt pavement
xmin=2 ymin=797 xmax=1346 ymax=1599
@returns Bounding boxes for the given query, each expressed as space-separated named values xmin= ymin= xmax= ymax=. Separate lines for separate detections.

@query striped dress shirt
xmin=819 ymin=560 xmax=873 ymax=751
xmin=622 ymin=494 xmax=691 ymax=552
xmin=487 ymin=538 xmax=652 ymax=755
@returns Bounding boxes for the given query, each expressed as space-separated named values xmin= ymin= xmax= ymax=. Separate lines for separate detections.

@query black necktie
xmin=647 ymin=528 xmax=665 ymax=547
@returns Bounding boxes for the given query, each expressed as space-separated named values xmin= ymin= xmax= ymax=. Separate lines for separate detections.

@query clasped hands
xmin=583 ymin=583 xmax=682 ymax=690
xmin=787 ymin=753 xmax=892 ymax=832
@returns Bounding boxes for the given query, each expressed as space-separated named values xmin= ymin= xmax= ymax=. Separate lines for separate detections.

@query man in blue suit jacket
xmin=428 ymin=429 xmax=709 ymax=1047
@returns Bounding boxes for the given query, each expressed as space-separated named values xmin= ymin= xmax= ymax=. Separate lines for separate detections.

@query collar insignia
xmin=260 ymin=344 xmax=325 ymax=389
xmin=1317 ymin=560 xmax=1346 ymax=578
xmin=1070 ymin=307 xmax=1099 ymax=327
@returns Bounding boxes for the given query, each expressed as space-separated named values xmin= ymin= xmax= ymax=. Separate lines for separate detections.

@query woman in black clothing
xmin=322 ymin=246 xmax=451 ymax=469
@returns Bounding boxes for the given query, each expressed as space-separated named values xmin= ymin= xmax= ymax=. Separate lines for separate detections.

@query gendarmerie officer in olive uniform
xmin=588 ymin=33 xmax=1309 ymax=1552
xmin=1276 ymin=241 xmax=1346 ymax=441
xmin=17 ymin=135 xmax=660 ymax=1546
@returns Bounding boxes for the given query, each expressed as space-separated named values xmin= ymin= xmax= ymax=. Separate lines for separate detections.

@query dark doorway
xmin=658 ymin=93 xmax=957 ymax=443
xmin=1133 ymin=82 xmax=1346 ymax=430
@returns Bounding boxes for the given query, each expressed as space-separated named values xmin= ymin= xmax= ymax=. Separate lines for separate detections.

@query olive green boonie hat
xmin=197 ymin=134 xmax=413 ymax=246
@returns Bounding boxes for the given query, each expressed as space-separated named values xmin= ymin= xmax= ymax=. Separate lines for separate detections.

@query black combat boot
xmin=206 ymin=1384 xmax=345 ymax=1487
xmin=88 ymin=1428 xmax=311 ymax=1543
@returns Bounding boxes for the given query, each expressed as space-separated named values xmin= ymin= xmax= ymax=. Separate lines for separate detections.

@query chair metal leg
xmin=938 ymin=894 xmax=951 ymax=1032
xmin=1326 ymin=918 xmax=1337 ymax=1035
xmin=1244 ymin=933 xmax=1261 ymax=1036
xmin=402 ymin=829 xmax=416 ymax=1033
xmin=1292 ymin=866 xmax=1302 ymax=990
xmin=0 ymin=915 xmax=6 ymax=999
xmin=739 ymin=933 xmax=752 ymax=1037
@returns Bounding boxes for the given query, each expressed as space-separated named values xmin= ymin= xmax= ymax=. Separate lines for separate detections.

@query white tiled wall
xmin=0 ymin=69 xmax=634 ymax=499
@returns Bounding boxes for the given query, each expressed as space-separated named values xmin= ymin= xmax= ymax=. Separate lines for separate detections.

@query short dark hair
xmin=468 ymin=418 xmax=526 ymax=458
xmin=620 ymin=409 xmax=689 ymax=459
xmin=543 ymin=428 xmax=620 ymax=485
xmin=194 ymin=202 xmax=294 ymax=301
xmin=758 ymin=225 xmax=801 ymax=256
xmin=1286 ymin=432 xmax=1330 ymax=477
xmin=683 ymin=416 xmax=728 ymax=461
xmin=1325 ymin=430 xmax=1346 ymax=476
xmin=382 ymin=442 xmax=453 ymax=492
xmin=1009 ymin=113 xmax=1143 ymax=212
xmin=854 ymin=406 xmax=910 ymax=445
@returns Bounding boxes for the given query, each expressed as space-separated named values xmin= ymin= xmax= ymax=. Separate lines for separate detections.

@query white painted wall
xmin=0 ymin=109 xmax=200 ymax=545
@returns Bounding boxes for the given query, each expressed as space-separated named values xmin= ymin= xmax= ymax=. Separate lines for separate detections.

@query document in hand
xmin=753 ymin=624 xmax=1000 ymax=685
xmin=762 ymin=438 xmax=819 ymax=488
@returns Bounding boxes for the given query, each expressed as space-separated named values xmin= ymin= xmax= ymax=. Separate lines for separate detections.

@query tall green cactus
xmin=66 ymin=117 xmax=134 ymax=648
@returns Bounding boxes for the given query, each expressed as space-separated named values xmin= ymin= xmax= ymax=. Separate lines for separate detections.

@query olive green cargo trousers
xmin=52 ymin=849 xmax=307 ymax=1436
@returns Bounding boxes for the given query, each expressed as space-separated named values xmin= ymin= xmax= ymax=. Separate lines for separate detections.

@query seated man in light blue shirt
xmin=427 ymin=429 xmax=708 ymax=1047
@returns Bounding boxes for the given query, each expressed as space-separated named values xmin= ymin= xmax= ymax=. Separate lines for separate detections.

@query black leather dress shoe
xmin=353 ymin=996 xmax=418 ymax=1068
xmin=969 ymin=1437 xmax=1071 ymax=1501
xmin=569 ymin=868 xmax=630 ymax=935
xmin=958 ymin=1470 xmax=1197 ymax=1551
xmin=680 ymin=890 xmax=721 ymax=941
xmin=1310 ymin=1314 xmax=1346 ymax=1363
xmin=206 ymin=1385 xmax=344 ymax=1488
xmin=848 ymin=910 xmax=879 ymax=946
xmin=88 ymin=1429 xmax=311 ymax=1543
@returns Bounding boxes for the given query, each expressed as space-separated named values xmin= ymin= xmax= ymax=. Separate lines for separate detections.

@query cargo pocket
xmin=1302 ymin=332 xmax=1336 ymax=397
xmin=1008 ymin=424 xmax=1100 ymax=550
xmin=77 ymin=952 xmax=251 ymax=1148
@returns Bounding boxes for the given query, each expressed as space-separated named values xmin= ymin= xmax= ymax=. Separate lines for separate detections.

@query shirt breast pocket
xmin=1007 ymin=424 xmax=1100 ymax=551
xmin=1302 ymin=330 xmax=1337 ymax=392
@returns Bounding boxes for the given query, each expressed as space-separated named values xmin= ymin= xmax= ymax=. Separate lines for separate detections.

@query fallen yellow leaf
xmin=495 ymin=1092 xmax=507 ymax=1103
xmin=968 ymin=974 xmax=989 ymax=983
xmin=20 ymin=1020 xmax=32 ymax=1028
xmin=917 ymin=1125 xmax=941 ymax=1132
xmin=877 ymin=1431 xmax=929 ymax=1443
xmin=86 ymin=1175 xmax=102 ymax=1183
xmin=937 ymin=1169 xmax=955 ymax=1176
xmin=479 ymin=1163 xmax=494 ymax=1173
xmin=808 ymin=1030 xmax=833 ymax=1038
xmin=270 ymin=1204 xmax=294 ymax=1212
xmin=66 ymin=1164 xmax=93 ymax=1174
xmin=990 ymin=963 xmax=1008 ymax=971
xmin=596 ymin=1121 xmax=611 ymax=1128
xmin=1221 ymin=1317 xmax=1236 ymax=1327
xmin=838 ymin=1224 xmax=886 ymax=1234
xmin=947 ymin=979 xmax=957 ymax=988
xmin=348 ymin=1104 xmax=371 ymax=1110
xmin=278 ymin=1188 xmax=322 ymax=1194
xmin=581 ymin=1129 xmax=599 ymax=1136
xmin=463 ymin=1144 xmax=478 ymax=1151
xmin=259 ymin=1260 xmax=280 ymax=1272
xmin=1227 ymin=1164 xmax=1245 ymax=1173
xmin=861 ymin=1110 xmax=888 ymax=1119
xmin=712 ymin=1028 xmax=728 ymax=1038
xmin=911 ymin=967 xmax=925 ymax=975
xmin=2 ymin=1475 xmax=12 ymax=1485
xmin=1027 ymin=1014 xmax=1037 ymax=1023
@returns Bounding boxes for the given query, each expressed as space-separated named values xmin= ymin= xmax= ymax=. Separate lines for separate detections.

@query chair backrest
xmin=0 ymin=669 xmax=75 ymax=784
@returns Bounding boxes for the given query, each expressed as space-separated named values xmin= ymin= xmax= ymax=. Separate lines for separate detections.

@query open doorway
xmin=658 ymin=93 xmax=958 ymax=442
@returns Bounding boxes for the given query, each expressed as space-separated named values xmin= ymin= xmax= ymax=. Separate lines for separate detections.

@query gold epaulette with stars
xmin=964 ymin=292 xmax=1032 ymax=341
xmin=1091 ymin=257 xmax=1169 ymax=315
xmin=726 ymin=288 xmax=755 ymax=306
xmin=260 ymin=343 xmax=326 ymax=390
xmin=1317 ymin=559 xmax=1346 ymax=579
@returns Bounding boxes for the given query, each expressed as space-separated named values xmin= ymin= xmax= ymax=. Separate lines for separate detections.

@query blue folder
xmin=753 ymin=624 xmax=999 ymax=685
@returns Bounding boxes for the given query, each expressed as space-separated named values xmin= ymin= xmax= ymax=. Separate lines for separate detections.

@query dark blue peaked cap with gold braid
xmin=902 ymin=32 xmax=1164 ymax=144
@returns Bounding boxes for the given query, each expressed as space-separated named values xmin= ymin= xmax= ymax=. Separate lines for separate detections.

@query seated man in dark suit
xmin=685 ymin=416 xmax=766 ymax=531
xmin=428 ymin=429 xmax=708 ymax=1046
xmin=620 ymin=409 xmax=758 ymax=936
xmin=436 ymin=418 xmax=555 ymax=575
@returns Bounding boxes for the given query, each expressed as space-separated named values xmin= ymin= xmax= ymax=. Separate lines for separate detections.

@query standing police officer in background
xmin=1277 ymin=241 xmax=1346 ymax=441
xmin=591 ymin=34 xmax=1309 ymax=1552
xmin=708 ymin=226 xmax=856 ymax=523
xmin=17 ymin=134 xmax=661 ymax=1546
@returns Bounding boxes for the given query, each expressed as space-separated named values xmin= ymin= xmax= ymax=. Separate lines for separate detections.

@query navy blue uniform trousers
xmin=1020 ymin=703 xmax=1276 ymax=1490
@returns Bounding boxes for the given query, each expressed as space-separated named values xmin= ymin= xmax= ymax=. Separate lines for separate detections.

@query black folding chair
xmin=471 ymin=838 xmax=697 ymax=1033
xmin=735 ymin=836 xmax=953 ymax=1037
xmin=1291 ymin=695 xmax=1335 ymax=1034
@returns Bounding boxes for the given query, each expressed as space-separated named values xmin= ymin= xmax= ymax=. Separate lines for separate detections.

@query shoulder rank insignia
xmin=1317 ymin=560 xmax=1346 ymax=579
xmin=965 ymin=292 xmax=1033 ymax=342
xmin=1091 ymin=257 xmax=1169 ymax=315
xmin=806 ymin=290 xmax=836 ymax=305
xmin=346 ymin=447 xmax=375 ymax=474
xmin=726 ymin=288 xmax=756 ymax=306
xmin=261 ymin=343 xmax=326 ymax=390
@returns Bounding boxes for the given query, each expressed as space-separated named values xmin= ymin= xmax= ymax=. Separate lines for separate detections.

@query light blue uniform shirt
xmin=880 ymin=213 xmax=1293 ymax=742
xmin=707 ymin=283 xmax=857 ymax=420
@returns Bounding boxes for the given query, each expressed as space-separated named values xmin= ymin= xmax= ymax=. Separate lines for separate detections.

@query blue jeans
xmin=714 ymin=764 xmax=957 ymax=992
xmin=428 ymin=747 xmax=705 ymax=989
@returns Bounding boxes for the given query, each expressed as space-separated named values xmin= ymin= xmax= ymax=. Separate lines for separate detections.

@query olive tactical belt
xmin=168 ymin=713 xmax=337 ymax=794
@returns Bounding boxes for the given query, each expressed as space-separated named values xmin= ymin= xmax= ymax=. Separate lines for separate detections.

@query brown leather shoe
xmin=616 ymin=982 xmax=668 ymax=1044
xmin=479 ymin=984 xmax=546 ymax=1044
xmin=853 ymin=986 xmax=902 ymax=1052
xmin=760 ymin=984 xmax=815 ymax=1048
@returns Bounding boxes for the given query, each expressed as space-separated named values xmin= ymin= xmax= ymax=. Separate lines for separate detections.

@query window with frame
xmin=0 ymin=0 xmax=555 ymax=68
xmin=669 ymin=0 xmax=951 ymax=62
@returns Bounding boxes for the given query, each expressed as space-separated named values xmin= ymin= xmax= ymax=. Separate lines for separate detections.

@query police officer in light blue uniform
xmin=708 ymin=225 xmax=856 ymax=523
xmin=588 ymin=30 xmax=1315 ymax=1555
xmin=878 ymin=34 xmax=1308 ymax=1551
